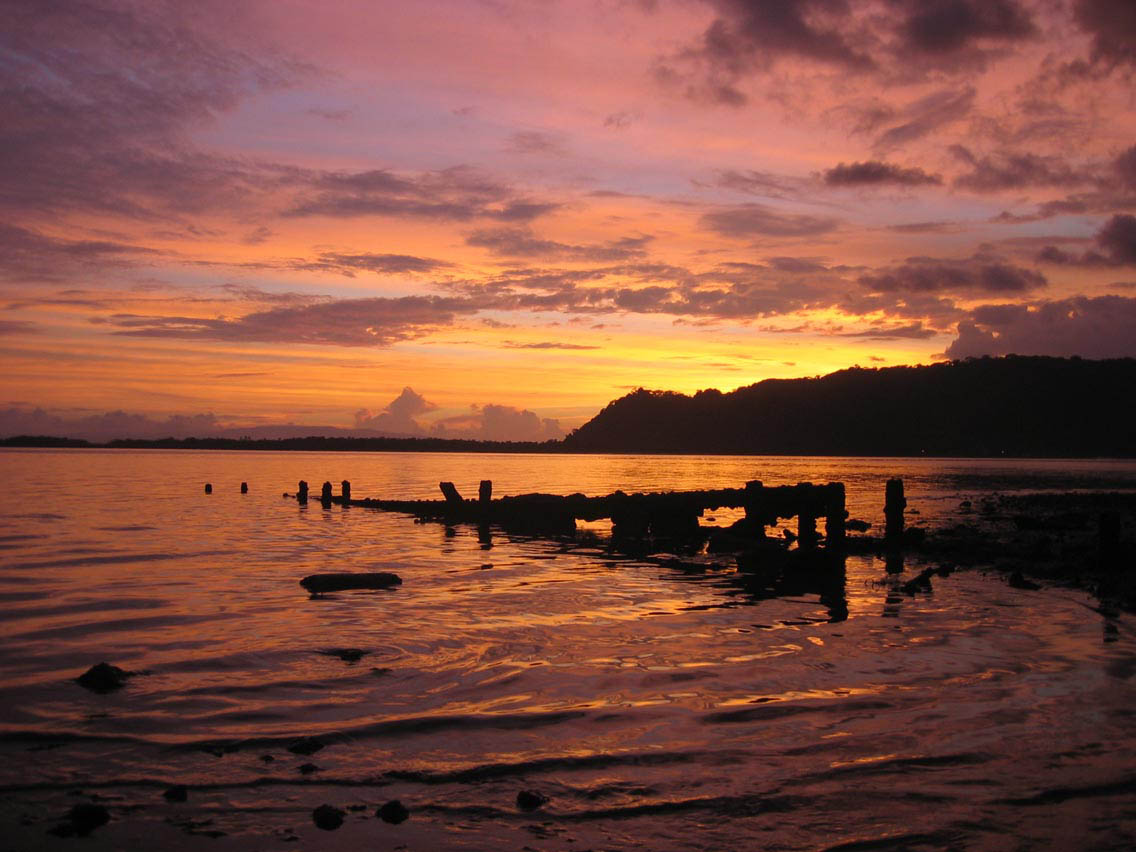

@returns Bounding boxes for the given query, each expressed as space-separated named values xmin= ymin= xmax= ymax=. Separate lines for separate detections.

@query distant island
xmin=4 ymin=357 xmax=1134 ymax=457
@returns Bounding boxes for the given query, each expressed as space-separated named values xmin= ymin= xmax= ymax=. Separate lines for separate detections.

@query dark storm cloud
xmin=1035 ymin=214 xmax=1136 ymax=266
xmin=951 ymin=147 xmax=1094 ymax=192
xmin=697 ymin=0 xmax=873 ymax=73
xmin=1116 ymin=145 xmax=1136 ymax=189
xmin=466 ymin=228 xmax=652 ymax=262
xmin=701 ymin=203 xmax=840 ymax=237
xmin=104 ymin=296 xmax=480 ymax=347
xmin=859 ymin=256 xmax=1047 ymax=294
xmin=823 ymin=160 xmax=942 ymax=187
xmin=946 ymin=295 xmax=1136 ymax=359
xmin=1072 ymin=0 xmax=1136 ymax=69
xmin=892 ymin=0 xmax=1036 ymax=62
xmin=665 ymin=0 xmax=1037 ymax=104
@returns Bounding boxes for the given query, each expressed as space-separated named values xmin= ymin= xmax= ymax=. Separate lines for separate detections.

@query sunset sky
xmin=2 ymin=0 xmax=1135 ymax=440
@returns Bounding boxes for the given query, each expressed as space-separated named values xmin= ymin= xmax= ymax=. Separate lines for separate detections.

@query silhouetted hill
xmin=562 ymin=356 xmax=1136 ymax=457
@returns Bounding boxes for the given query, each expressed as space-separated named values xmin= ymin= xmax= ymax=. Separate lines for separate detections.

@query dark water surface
xmin=2 ymin=449 xmax=1135 ymax=850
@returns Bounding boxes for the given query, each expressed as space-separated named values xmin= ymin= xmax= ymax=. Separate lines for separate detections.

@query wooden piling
xmin=341 ymin=480 xmax=351 ymax=501
xmin=204 ymin=483 xmax=212 ymax=494
xmin=824 ymin=482 xmax=846 ymax=546
xmin=479 ymin=480 xmax=492 ymax=503
xmin=297 ymin=480 xmax=308 ymax=503
xmin=439 ymin=481 xmax=464 ymax=505
xmin=240 ymin=482 xmax=248 ymax=494
xmin=798 ymin=510 xmax=818 ymax=549
xmin=320 ymin=481 xmax=333 ymax=503
xmin=885 ymin=478 xmax=906 ymax=544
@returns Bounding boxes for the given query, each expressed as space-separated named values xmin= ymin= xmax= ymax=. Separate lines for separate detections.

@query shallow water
xmin=1 ymin=449 xmax=1135 ymax=850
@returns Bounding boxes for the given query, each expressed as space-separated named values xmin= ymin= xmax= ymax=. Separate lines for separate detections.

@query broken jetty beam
xmin=298 ymin=479 xmax=850 ymax=545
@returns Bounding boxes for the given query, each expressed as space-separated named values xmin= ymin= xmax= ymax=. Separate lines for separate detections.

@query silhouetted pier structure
xmin=290 ymin=478 xmax=849 ymax=547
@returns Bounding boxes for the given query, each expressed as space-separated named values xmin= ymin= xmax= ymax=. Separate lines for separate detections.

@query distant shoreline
xmin=2 ymin=435 xmax=1134 ymax=460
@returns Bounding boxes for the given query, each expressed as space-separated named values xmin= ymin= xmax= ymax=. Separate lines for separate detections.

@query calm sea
xmin=2 ymin=449 xmax=1135 ymax=850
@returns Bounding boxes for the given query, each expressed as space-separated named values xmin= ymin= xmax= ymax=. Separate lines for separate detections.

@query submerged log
xmin=300 ymin=572 xmax=402 ymax=594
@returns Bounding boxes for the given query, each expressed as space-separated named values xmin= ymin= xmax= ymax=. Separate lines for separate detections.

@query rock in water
xmin=300 ymin=572 xmax=402 ymax=594
xmin=287 ymin=736 xmax=324 ymax=756
xmin=312 ymin=804 xmax=344 ymax=831
xmin=49 ymin=803 xmax=110 ymax=836
xmin=76 ymin=662 xmax=134 ymax=693
xmin=377 ymin=800 xmax=410 ymax=824
xmin=516 ymin=789 xmax=549 ymax=811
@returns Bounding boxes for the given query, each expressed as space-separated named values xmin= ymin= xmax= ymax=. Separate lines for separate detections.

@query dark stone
xmin=300 ymin=573 xmax=402 ymax=594
xmin=516 ymin=790 xmax=549 ymax=811
xmin=58 ymin=803 xmax=110 ymax=836
xmin=1009 ymin=571 xmax=1041 ymax=591
xmin=377 ymin=800 xmax=410 ymax=824
xmin=76 ymin=662 xmax=134 ymax=693
xmin=312 ymin=804 xmax=344 ymax=831
xmin=163 ymin=785 xmax=188 ymax=802
xmin=298 ymin=763 xmax=320 ymax=775
xmin=320 ymin=648 xmax=368 ymax=663
xmin=287 ymin=737 xmax=324 ymax=756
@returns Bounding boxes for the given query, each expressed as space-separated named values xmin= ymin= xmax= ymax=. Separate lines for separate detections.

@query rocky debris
xmin=377 ymin=800 xmax=410 ymax=824
xmin=76 ymin=662 xmax=135 ymax=693
xmin=287 ymin=737 xmax=325 ymax=756
xmin=48 ymin=803 xmax=110 ymax=836
xmin=300 ymin=572 xmax=402 ymax=594
xmin=319 ymin=647 xmax=368 ymax=663
xmin=162 ymin=785 xmax=188 ymax=802
xmin=516 ymin=790 xmax=549 ymax=811
xmin=899 ymin=567 xmax=935 ymax=595
xmin=1009 ymin=571 xmax=1042 ymax=591
xmin=312 ymin=804 xmax=344 ymax=831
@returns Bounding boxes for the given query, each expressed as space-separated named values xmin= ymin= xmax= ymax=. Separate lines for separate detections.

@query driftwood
xmin=300 ymin=572 xmax=403 ymax=594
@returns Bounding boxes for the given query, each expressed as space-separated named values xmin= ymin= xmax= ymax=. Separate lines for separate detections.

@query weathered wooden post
xmin=479 ymin=480 xmax=492 ymax=503
xmin=297 ymin=480 xmax=308 ymax=503
xmin=240 ymin=482 xmax=248 ymax=494
xmin=824 ymin=483 xmax=846 ymax=547
xmin=885 ymin=478 xmax=906 ymax=544
xmin=204 ymin=483 xmax=212 ymax=494
xmin=341 ymin=480 xmax=351 ymax=502
xmin=320 ymin=481 xmax=333 ymax=504
xmin=439 ymin=481 xmax=464 ymax=505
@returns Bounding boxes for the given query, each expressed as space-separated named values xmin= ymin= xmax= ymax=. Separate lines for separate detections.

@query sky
xmin=2 ymin=0 xmax=1134 ymax=441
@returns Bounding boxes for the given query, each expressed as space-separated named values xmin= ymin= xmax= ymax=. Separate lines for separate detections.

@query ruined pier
xmin=293 ymin=479 xmax=849 ymax=548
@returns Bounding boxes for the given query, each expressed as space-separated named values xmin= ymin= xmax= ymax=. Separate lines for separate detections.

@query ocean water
xmin=1 ymin=449 xmax=1135 ymax=850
